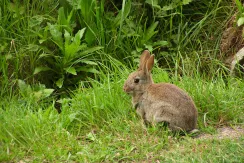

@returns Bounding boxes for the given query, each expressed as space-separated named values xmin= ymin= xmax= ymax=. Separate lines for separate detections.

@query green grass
xmin=0 ymin=0 xmax=244 ymax=162
xmin=0 ymin=69 xmax=243 ymax=162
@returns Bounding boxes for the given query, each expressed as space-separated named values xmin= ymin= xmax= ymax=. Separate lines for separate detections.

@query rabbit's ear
xmin=146 ymin=55 xmax=154 ymax=72
xmin=138 ymin=50 xmax=150 ymax=70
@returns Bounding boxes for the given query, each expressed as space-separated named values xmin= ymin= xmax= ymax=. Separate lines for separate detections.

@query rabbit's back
xmin=146 ymin=83 xmax=195 ymax=109
xmin=140 ymin=83 xmax=197 ymax=131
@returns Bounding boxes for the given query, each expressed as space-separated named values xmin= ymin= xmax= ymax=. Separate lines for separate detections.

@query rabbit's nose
xmin=123 ymin=85 xmax=126 ymax=92
xmin=123 ymin=84 xmax=132 ymax=93
xmin=123 ymin=84 xmax=128 ymax=92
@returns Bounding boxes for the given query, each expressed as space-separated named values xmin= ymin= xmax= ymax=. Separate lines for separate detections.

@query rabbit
xmin=123 ymin=50 xmax=198 ymax=132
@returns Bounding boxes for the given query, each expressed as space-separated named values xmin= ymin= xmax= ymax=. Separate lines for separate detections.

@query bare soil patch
xmin=196 ymin=126 xmax=244 ymax=140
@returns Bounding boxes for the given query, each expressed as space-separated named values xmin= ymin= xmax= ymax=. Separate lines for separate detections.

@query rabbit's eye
xmin=134 ymin=78 xmax=140 ymax=83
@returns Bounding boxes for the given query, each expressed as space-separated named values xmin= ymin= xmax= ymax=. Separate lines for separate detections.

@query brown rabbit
xmin=123 ymin=50 xmax=198 ymax=132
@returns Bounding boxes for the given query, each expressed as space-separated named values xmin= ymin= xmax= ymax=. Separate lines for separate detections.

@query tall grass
xmin=0 ymin=67 xmax=243 ymax=162
xmin=0 ymin=0 xmax=236 ymax=96
xmin=0 ymin=0 xmax=58 ymax=96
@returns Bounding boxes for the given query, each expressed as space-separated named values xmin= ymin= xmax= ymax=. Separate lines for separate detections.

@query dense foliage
xmin=0 ymin=0 xmax=236 ymax=97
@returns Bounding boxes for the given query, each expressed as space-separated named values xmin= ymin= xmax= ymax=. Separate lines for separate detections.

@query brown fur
xmin=123 ymin=50 xmax=198 ymax=131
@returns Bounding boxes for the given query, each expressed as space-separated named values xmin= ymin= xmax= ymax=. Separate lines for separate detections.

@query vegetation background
xmin=0 ymin=0 xmax=243 ymax=162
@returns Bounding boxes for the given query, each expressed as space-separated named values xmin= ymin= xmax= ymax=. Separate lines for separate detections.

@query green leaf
xmin=77 ymin=67 xmax=100 ymax=74
xmin=78 ymin=46 xmax=103 ymax=56
xmin=77 ymin=43 xmax=88 ymax=52
xmin=58 ymin=7 xmax=68 ymax=26
xmin=237 ymin=17 xmax=244 ymax=26
xmin=42 ymin=89 xmax=54 ymax=98
xmin=122 ymin=0 xmax=131 ymax=20
xmin=64 ymin=30 xmax=73 ymax=59
xmin=18 ymin=80 xmax=32 ymax=96
xmin=86 ymin=132 xmax=96 ymax=142
xmin=64 ymin=30 xmax=71 ymax=44
xmin=34 ymin=67 xmax=51 ymax=75
xmin=162 ymin=3 xmax=179 ymax=11
xmin=33 ymin=89 xmax=54 ymax=100
xmin=145 ymin=0 xmax=158 ymax=5
xmin=39 ymin=39 xmax=46 ymax=44
xmin=38 ymin=53 xmax=52 ymax=59
xmin=81 ymin=60 xmax=98 ymax=65
xmin=74 ymin=28 xmax=86 ymax=45
xmin=145 ymin=0 xmax=161 ymax=9
xmin=18 ymin=80 xmax=27 ymax=92
xmin=64 ymin=44 xmax=79 ymax=61
xmin=69 ymin=113 xmax=77 ymax=122
xmin=65 ymin=67 xmax=77 ymax=75
xmin=144 ymin=44 xmax=153 ymax=52
xmin=29 ymin=15 xmax=44 ymax=28
xmin=85 ymin=29 xmax=96 ymax=45
xmin=152 ymin=41 xmax=168 ymax=47
xmin=183 ymin=0 xmax=193 ymax=5
xmin=26 ymin=44 xmax=39 ymax=52
xmin=56 ymin=77 xmax=64 ymax=88
xmin=67 ymin=9 xmax=74 ymax=23
xmin=66 ymin=0 xmax=80 ymax=9
xmin=142 ymin=21 xmax=158 ymax=44
xmin=47 ymin=23 xmax=63 ymax=50
xmin=78 ymin=0 xmax=94 ymax=23
xmin=64 ymin=28 xmax=87 ymax=61
xmin=113 ymin=0 xmax=131 ymax=27
xmin=235 ymin=0 xmax=244 ymax=13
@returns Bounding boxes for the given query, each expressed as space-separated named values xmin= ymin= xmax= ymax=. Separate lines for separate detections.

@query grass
xmin=0 ymin=68 xmax=243 ymax=162
xmin=0 ymin=0 xmax=244 ymax=162
xmin=0 ymin=0 xmax=235 ymax=94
